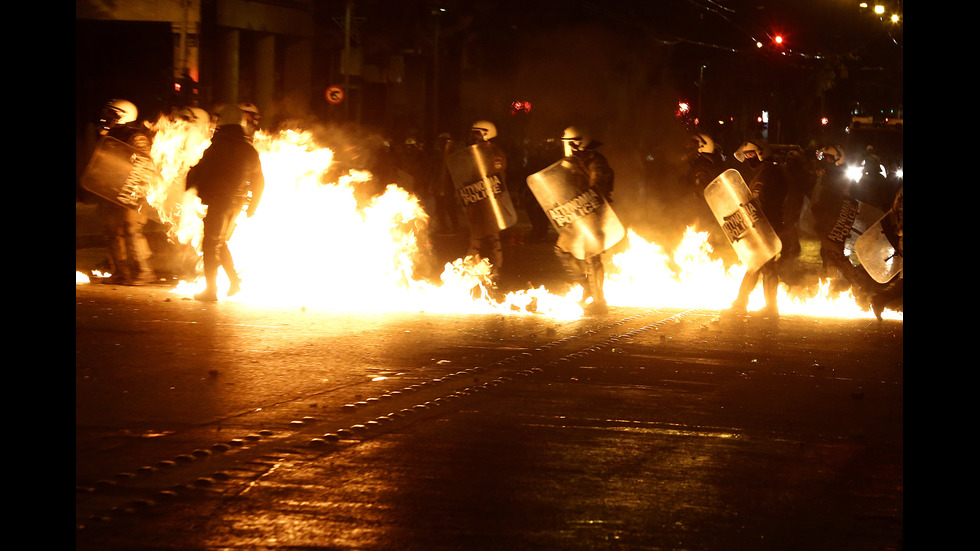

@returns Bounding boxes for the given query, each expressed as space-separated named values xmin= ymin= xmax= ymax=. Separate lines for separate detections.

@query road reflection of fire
xmin=603 ymin=228 xmax=901 ymax=320
xmin=79 ymin=119 xmax=900 ymax=321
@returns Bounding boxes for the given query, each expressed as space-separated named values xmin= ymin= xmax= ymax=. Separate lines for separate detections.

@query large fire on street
xmin=78 ymin=118 xmax=901 ymax=321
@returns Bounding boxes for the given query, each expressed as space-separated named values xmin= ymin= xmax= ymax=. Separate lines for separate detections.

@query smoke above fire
xmin=78 ymin=115 xmax=899 ymax=321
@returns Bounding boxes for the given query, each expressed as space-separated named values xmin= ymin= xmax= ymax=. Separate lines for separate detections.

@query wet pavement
xmin=76 ymin=201 xmax=902 ymax=549
xmin=76 ymin=283 xmax=902 ymax=550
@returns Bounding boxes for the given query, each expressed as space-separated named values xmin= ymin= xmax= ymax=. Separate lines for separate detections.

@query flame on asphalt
xmin=78 ymin=119 xmax=901 ymax=321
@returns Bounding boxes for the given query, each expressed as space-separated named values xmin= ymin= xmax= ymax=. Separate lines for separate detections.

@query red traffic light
xmin=510 ymin=100 xmax=532 ymax=114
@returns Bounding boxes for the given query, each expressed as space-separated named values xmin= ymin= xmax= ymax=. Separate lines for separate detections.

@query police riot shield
xmin=526 ymin=159 xmax=626 ymax=261
xmin=811 ymin=191 xmax=884 ymax=256
xmin=703 ymin=169 xmax=782 ymax=273
xmin=845 ymin=201 xmax=884 ymax=256
xmin=81 ymin=135 xmax=163 ymax=213
xmin=854 ymin=213 xmax=902 ymax=283
xmin=446 ymin=143 xmax=518 ymax=235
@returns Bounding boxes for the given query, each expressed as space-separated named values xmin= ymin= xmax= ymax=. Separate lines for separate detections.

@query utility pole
xmin=698 ymin=64 xmax=706 ymax=122
xmin=432 ymin=8 xmax=440 ymax=139
xmin=344 ymin=0 xmax=352 ymax=120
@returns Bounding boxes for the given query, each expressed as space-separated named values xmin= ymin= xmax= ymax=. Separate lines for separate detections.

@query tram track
xmin=75 ymin=306 xmax=704 ymax=530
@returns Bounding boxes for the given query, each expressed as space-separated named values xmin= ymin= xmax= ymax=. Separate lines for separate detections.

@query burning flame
xmin=145 ymin=116 xmax=210 ymax=247
xmin=80 ymin=118 xmax=901 ymax=321
xmin=601 ymin=227 xmax=898 ymax=319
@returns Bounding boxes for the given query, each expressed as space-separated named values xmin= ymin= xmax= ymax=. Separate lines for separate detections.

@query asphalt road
xmin=76 ymin=279 xmax=903 ymax=551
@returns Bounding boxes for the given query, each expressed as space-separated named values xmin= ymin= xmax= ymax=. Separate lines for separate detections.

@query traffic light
xmin=756 ymin=32 xmax=787 ymax=51
xmin=510 ymin=100 xmax=532 ymax=115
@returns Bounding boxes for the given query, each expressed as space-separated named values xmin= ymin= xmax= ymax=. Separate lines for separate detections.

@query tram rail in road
xmin=76 ymin=291 xmax=699 ymax=526
xmin=76 ymin=283 xmax=903 ymax=550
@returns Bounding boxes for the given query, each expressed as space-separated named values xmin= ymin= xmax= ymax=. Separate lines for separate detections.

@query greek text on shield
xmin=703 ymin=169 xmax=781 ymax=272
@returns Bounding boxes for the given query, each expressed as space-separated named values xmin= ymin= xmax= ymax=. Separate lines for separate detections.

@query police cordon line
xmin=80 ymin=101 xmax=902 ymax=320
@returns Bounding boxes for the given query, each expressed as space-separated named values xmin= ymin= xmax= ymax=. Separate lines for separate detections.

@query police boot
xmin=749 ymin=272 xmax=780 ymax=319
xmin=227 ymin=272 xmax=242 ymax=297
xmin=584 ymin=277 xmax=608 ymax=316
xmin=130 ymin=268 xmax=157 ymax=286
xmin=724 ymin=270 xmax=759 ymax=317
xmin=195 ymin=266 xmax=220 ymax=302
xmin=871 ymin=279 xmax=903 ymax=321
xmin=195 ymin=286 xmax=219 ymax=302
xmin=106 ymin=267 xmax=132 ymax=286
xmin=577 ymin=275 xmax=592 ymax=308
xmin=722 ymin=299 xmax=749 ymax=317
xmin=590 ymin=262 xmax=608 ymax=314
xmin=748 ymin=304 xmax=779 ymax=319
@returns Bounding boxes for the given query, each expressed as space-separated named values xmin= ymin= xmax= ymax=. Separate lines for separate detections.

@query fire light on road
xmin=79 ymin=118 xmax=901 ymax=321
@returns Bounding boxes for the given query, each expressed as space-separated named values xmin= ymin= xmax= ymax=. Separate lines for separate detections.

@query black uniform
xmin=690 ymin=150 xmax=722 ymax=194
xmin=464 ymin=140 xmax=507 ymax=271
xmin=778 ymin=149 xmax=809 ymax=261
xmin=429 ymin=135 xmax=462 ymax=235
xmin=687 ymin=148 xmax=725 ymax=244
xmin=810 ymin=160 xmax=879 ymax=298
xmin=523 ymin=140 xmax=561 ymax=242
xmin=728 ymin=156 xmax=787 ymax=317
xmin=100 ymin=123 xmax=156 ymax=285
xmin=871 ymin=187 xmax=903 ymax=320
xmin=555 ymin=146 xmax=615 ymax=314
xmin=186 ymin=123 xmax=265 ymax=301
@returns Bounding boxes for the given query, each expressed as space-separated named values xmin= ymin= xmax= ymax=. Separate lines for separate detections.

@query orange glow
xmin=80 ymin=119 xmax=901 ymax=321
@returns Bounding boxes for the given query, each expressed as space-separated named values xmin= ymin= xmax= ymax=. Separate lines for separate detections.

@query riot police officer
xmin=871 ymin=187 xmax=903 ymax=320
xmin=238 ymin=102 xmax=260 ymax=141
xmin=98 ymin=98 xmax=157 ymax=285
xmin=685 ymin=132 xmax=727 ymax=247
xmin=808 ymin=145 xmax=879 ymax=299
xmin=429 ymin=132 xmax=462 ymax=235
xmin=688 ymin=132 xmax=723 ymax=193
xmin=173 ymin=105 xmax=213 ymax=166
xmin=464 ymin=120 xmax=507 ymax=273
xmin=556 ymin=125 xmax=615 ymax=315
xmin=186 ymin=104 xmax=265 ymax=302
xmin=724 ymin=139 xmax=787 ymax=318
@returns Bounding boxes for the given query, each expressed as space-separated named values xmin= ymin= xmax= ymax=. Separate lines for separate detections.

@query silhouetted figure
xmin=186 ymin=104 xmax=265 ymax=302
